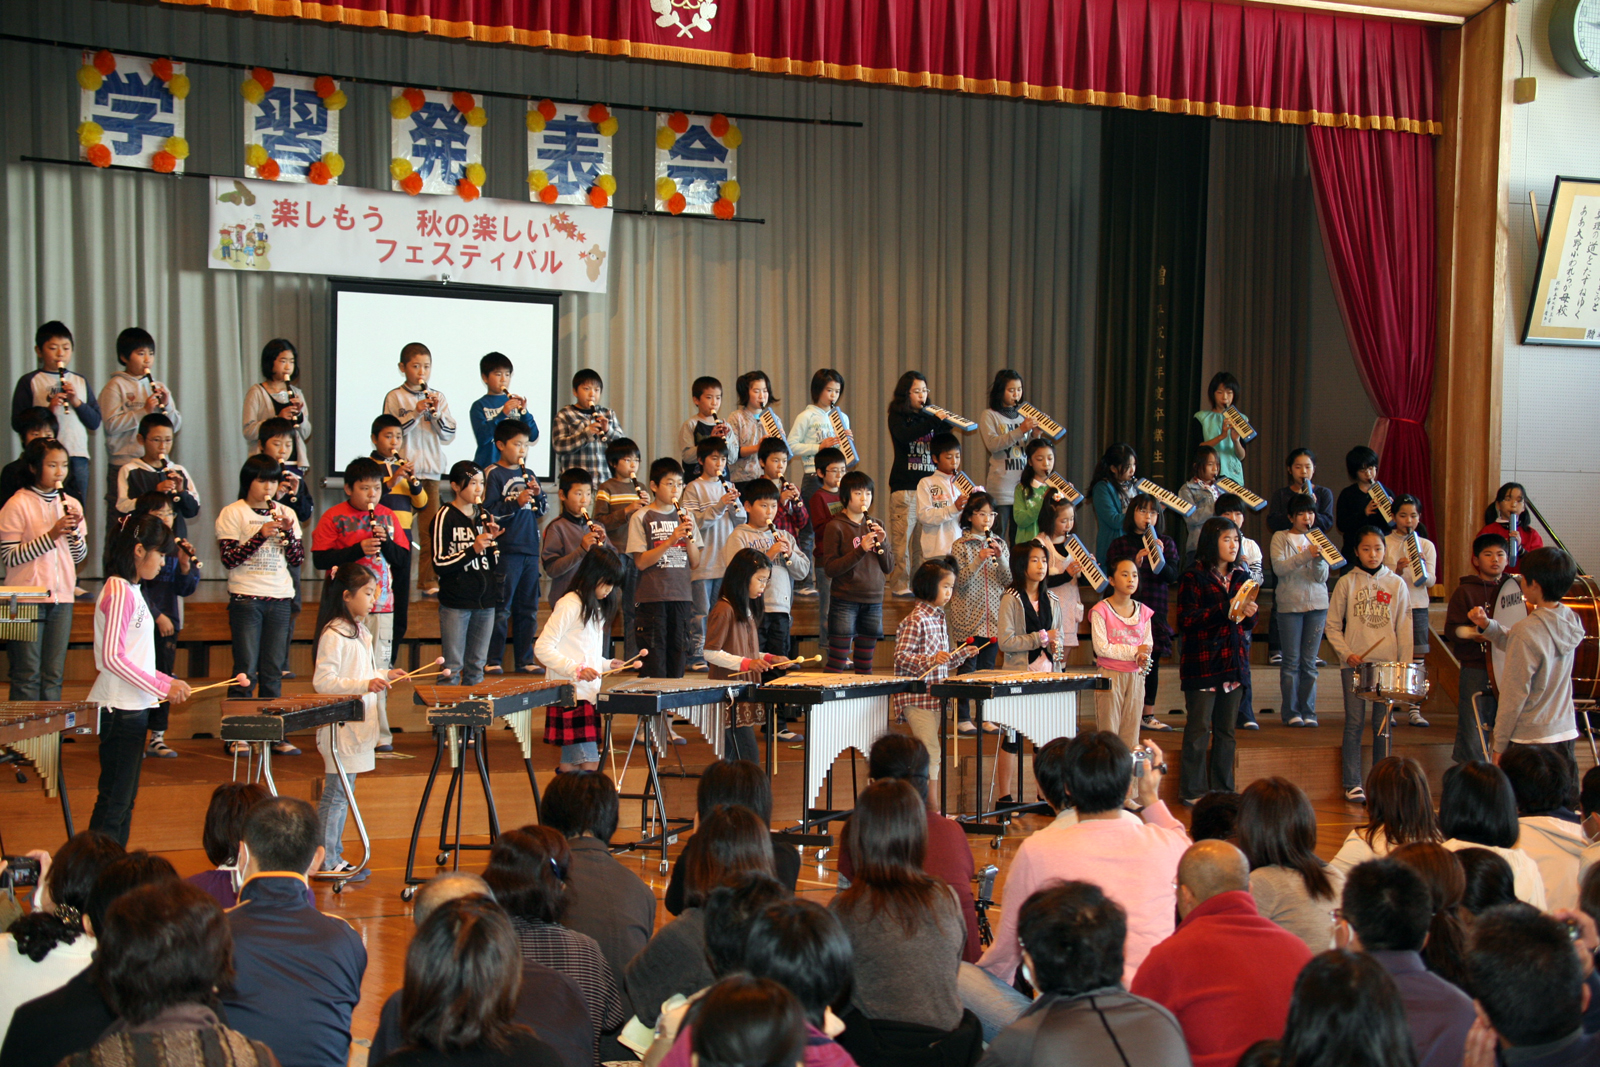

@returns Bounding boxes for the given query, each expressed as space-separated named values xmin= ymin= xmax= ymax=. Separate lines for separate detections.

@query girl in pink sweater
xmin=0 ymin=439 xmax=87 ymax=701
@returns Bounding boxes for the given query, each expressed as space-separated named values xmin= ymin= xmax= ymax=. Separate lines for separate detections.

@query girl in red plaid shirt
xmin=894 ymin=558 xmax=979 ymax=799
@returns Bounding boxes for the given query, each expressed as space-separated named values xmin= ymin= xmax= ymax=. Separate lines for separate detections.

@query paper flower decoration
xmin=655 ymin=177 xmax=677 ymax=201
xmin=76 ymin=64 xmax=103 ymax=91
xmin=596 ymin=174 xmax=617 ymax=196
xmin=314 ymin=75 xmax=337 ymax=97
xmin=452 ymin=91 xmax=476 ymax=113
xmin=164 ymin=136 xmax=189 ymax=160
xmin=77 ymin=121 xmax=103 ymax=148
xmin=323 ymin=152 xmax=346 ymax=177
xmin=152 ymin=150 xmax=177 ymax=174
xmin=710 ymin=114 xmax=730 ymax=137
xmin=465 ymin=106 xmax=487 ymax=127
xmin=538 ymin=184 xmax=558 ymax=204
xmin=401 ymin=172 xmax=424 ymax=195
xmin=390 ymin=157 xmax=415 ymax=181
xmin=667 ymin=111 xmax=689 ymax=134
xmin=598 ymin=116 xmax=619 ymax=137
xmin=323 ymin=90 xmax=347 ymax=110
xmin=588 ymin=187 xmax=608 ymax=208
xmin=528 ymin=169 xmax=549 ymax=191
xmin=241 ymin=78 xmax=266 ymax=104
xmin=712 ymin=198 xmax=735 ymax=220
xmin=666 ymin=192 xmax=687 ymax=215
xmin=93 ymin=50 xmax=117 ymax=75
xmin=307 ymin=161 xmax=332 ymax=185
xmin=464 ymin=162 xmax=486 ymax=187
xmin=390 ymin=94 xmax=414 ymax=120
xmin=258 ymin=158 xmax=280 ymax=180
xmin=167 ymin=74 xmax=190 ymax=99
xmin=246 ymin=144 xmax=269 ymax=168
xmin=249 ymin=67 xmax=274 ymax=91
xmin=526 ymin=109 xmax=546 ymax=133
xmin=720 ymin=180 xmax=741 ymax=204
xmin=456 ymin=179 xmax=481 ymax=202
xmin=722 ymin=125 xmax=742 ymax=149
xmin=86 ymin=144 xmax=111 ymax=168
xmin=151 ymin=58 xmax=175 ymax=83
xmin=656 ymin=125 xmax=676 ymax=150
xmin=537 ymin=99 xmax=558 ymax=121
xmin=402 ymin=88 xmax=426 ymax=111
xmin=588 ymin=103 xmax=611 ymax=124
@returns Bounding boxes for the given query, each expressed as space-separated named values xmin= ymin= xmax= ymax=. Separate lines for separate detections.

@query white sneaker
xmin=1408 ymin=709 xmax=1430 ymax=727
xmin=1345 ymin=786 xmax=1367 ymax=802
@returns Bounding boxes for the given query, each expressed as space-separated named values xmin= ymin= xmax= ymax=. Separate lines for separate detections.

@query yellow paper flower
xmin=323 ymin=90 xmax=348 ymax=111
xmin=167 ymin=74 xmax=190 ymax=100
xmin=597 ymin=174 xmax=617 ymax=195
xmin=164 ymin=136 xmax=190 ymax=160
xmin=323 ymin=152 xmax=346 ymax=177
xmin=390 ymin=157 xmax=415 ymax=181
xmin=241 ymin=78 xmax=265 ymax=104
xmin=465 ymin=162 xmax=486 ymax=187
xmin=526 ymin=110 xmax=547 ymax=133
xmin=465 ymin=106 xmax=487 ymax=127
xmin=720 ymin=180 xmax=741 ymax=204
xmin=598 ymin=116 xmax=619 ymax=137
xmin=656 ymin=126 xmax=676 ymax=150
xmin=76 ymin=65 xmax=103 ymax=91
xmin=722 ymin=125 xmax=742 ymax=149
xmin=77 ymin=121 xmax=103 ymax=147
xmin=390 ymin=95 xmax=414 ymax=120
xmin=528 ymin=169 xmax=549 ymax=191
xmin=655 ymin=177 xmax=677 ymax=201
xmin=246 ymin=144 xmax=269 ymax=168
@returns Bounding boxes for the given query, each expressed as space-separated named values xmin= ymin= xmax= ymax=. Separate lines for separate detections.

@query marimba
xmin=0 ymin=701 xmax=94 ymax=839
xmin=747 ymin=674 xmax=914 ymax=839
xmin=597 ymin=677 xmax=751 ymax=872
xmin=220 ymin=695 xmax=369 ymax=891
xmin=929 ymin=670 xmax=1109 ymax=840
xmin=403 ymin=678 xmax=572 ymax=899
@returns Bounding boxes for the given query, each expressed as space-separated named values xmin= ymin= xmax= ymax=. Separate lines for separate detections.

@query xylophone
xmin=402 ymin=677 xmax=573 ymax=898
xmin=597 ymin=677 xmax=753 ymax=871
xmin=220 ymin=695 xmax=369 ymax=891
xmin=0 ymin=701 xmax=95 ymax=838
xmin=929 ymin=670 xmax=1109 ymax=839
xmin=747 ymin=674 xmax=915 ymax=839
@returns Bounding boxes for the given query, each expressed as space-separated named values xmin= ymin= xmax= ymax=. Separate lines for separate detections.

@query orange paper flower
xmin=250 ymin=67 xmax=274 ymax=91
xmin=93 ymin=50 xmax=117 ymax=75
xmin=401 ymin=172 xmax=424 ymax=195
xmin=452 ymin=91 xmax=475 ymax=114
xmin=314 ymin=75 xmax=337 ymax=98
xmin=667 ymin=192 xmax=687 ymax=215
xmin=537 ymin=99 xmax=558 ymax=121
xmin=151 ymin=150 xmax=177 ymax=174
xmin=151 ymin=58 xmax=174 ymax=83
xmin=258 ymin=158 xmax=280 ymax=180
xmin=456 ymin=179 xmax=481 ymax=202
xmin=710 ymin=114 xmax=730 ymax=137
xmin=538 ymin=184 xmax=559 ymax=204
xmin=588 ymin=103 xmax=610 ymax=124
xmin=668 ymin=111 xmax=689 ymax=134
xmin=86 ymin=144 xmax=112 ymax=168
xmin=712 ymin=197 xmax=735 ymax=219
xmin=588 ymin=187 xmax=608 ymax=208
xmin=402 ymin=87 xmax=426 ymax=111
xmin=307 ymin=161 xmax=332 ymax=185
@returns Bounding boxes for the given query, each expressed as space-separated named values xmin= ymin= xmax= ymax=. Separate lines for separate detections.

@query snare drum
xmin=1354 ymin=661 xmax=1429 ymax=704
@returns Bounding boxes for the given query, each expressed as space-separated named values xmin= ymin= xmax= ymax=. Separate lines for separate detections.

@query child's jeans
xmin=440 ymin=605 xmax=495 ymax=686
xmin=561 ymin=742 xmax=600 ymax=765
xmin=489 ymin=552 xmax=540 ymax=671
xmin=827 ymin=600 xmax=882 ymax=673
xmin=636 ymin=601 xmax=692 ymax=678
xmin=1277 ymin=609 xmax=1327 ymax=723
xmin=318 ymin=771 xmax=356 ymax=869
xmin=690 ymin=577 xmax=723 ymax=665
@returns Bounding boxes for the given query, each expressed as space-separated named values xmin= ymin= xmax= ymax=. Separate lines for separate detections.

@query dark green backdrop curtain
xmin=1095 ymin=112 xmax=1210 ymax=545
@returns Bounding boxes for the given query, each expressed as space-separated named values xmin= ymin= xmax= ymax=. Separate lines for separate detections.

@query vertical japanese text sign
xmin=526 ymin=101 xmax=617 ymax=207
xmin=391 ymin=88 xmax=486 ymax=197
xmin=78 ymin=51 xmax=186 ymax=171
xmin=243 ymin=70 xmax=344 ymax=184
xmin=654 ymin=112 xmax=741 ymax=218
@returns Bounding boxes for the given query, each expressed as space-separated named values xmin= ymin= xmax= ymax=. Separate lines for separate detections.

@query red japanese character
xmin=304 ymin=203 xmax=326 ymax=228
xmin=363 ymin=206 xmax=384 ymax=232
xmin=271 ymin=199 xmax=300 ymax=227
xmin=333 ymin=205 xmax=355 ymax=231
xmin=460 ymin=245 xmax=481 ymax=268
xmin=490 ymin=252 xmax=506 ymax=270
xmin=416 ymin=210 xmax=442 ymax=237
xmin=472 ymin=214 xmax=498 ymax=241
xmin=445 ymin=214 xmax=469 ymax=238
xmin=405 ymin=246 xmax=424 ymax=263
xmin=432 ymin=243 xmax=455 ymax=266
xmin=542 ymin=250 xmax=563 ymax=273
xmin=501 ymin=217 xmax=522 ymax=242
xmin=376 ymin=239 xmax=398 ymax=262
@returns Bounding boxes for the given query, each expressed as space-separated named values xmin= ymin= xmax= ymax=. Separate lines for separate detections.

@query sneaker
xmin=1408 ymin=709 xmax=1431 ymax=727
xmin=687 ymin=661 xmax=710 ymax=673
xmin=314 ymin=860 xmax=370 ymax=882
xmin=1285 ymin=715 xmax=1304 ymax=727
xmin=1180 ymin=797 xmax=1203 ymax=808
xmin=995 ymin=795 xmax=1016 ymax=809
xmin=374 ymin=743 xmax=394 ymax=753
xmin=226 ymin=740 xmax=251 ymax=757
xmin=282 ymin=668 xmax=296 ymax=679
xmin=1268 ymin=652 xmax=1283 ymax=665
xmin=957 ymin=721 xmax=978 ymax=735
xmin=270 ymin=740 xmax=301 ymax=756
xmin=1140 ymin=714 xmax=1173 ymax=732
xmin=892 ymin=588 xmax=914 ymax=598
xmin=1344 ymin=786 xmax=1367 ymax=803
xmin=484 ymin=664 xmax=503 ymax=674
xmin=145 ymin=738 xmax=178 ymax=759
xmin=796 ymin=587 xmax=818 ymax=597
xmin=420 ymin=586 xmax=440 ymax=598
xmin=1315 ymin=657 xmax=1326 ymax=667
xmin=1302 ymin=717 xmax=1319 ymax=727
xmin=775 ymin=728 xmax=803 ymax=742
xmin=1239 ymin=720 xmax=1260 ymax=730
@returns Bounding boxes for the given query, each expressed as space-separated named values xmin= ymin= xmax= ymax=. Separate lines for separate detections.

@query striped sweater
xmin=0 ymin=487 xmax=87 ymax=602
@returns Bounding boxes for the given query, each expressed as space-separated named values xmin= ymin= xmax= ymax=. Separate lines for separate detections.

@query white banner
xmin=207 ymin=177 xmax=613 ymax=293
xmin=244 ymin=71 xmax=342 ymax=185
xmin=654 ymin=112 xmax=740 ymax=218
xmin=78 ymin=51 xmax=186 ymax=172
xmin=526 ymin=101 xmax=615 ymax=207
xmin=391 ymin=88 xmax=484 ymax=196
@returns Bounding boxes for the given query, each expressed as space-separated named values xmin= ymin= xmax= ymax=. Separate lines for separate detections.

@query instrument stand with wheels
xmin=598 ymin=710 xmax=691 ymax=874
xmin=402 ymin=724 xmax=500 ymax=899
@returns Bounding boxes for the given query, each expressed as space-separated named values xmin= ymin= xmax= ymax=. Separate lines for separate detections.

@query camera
xmin=2 ymin=856 xmax=41 ymax=888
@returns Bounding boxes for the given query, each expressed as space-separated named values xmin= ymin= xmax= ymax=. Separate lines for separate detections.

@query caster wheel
xmin=990 ymin=837 xmax=1003 ymax=850
xmin=658 ymin=861 xmax=670 ymax=875
xmin=436 ymin=852 xmax=451 ymax=866
xmin=402 ymin=886 xmax=416 ymax=902
xmin=816 ymin=847 xmax=830 ymax=861
xmin=332 ymin=881 xmax=343 ymax=894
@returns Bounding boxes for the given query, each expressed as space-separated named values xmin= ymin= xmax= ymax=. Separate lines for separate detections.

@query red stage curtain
xmin=159 ymin=0 xmax=1440 ymax=133
xmin=1306 ymin=125 xmax=1437 ymax=534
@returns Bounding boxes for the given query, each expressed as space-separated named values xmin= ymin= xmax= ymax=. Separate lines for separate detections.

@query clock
xmin=1550 ymin=0 xmax=1600 ymax=77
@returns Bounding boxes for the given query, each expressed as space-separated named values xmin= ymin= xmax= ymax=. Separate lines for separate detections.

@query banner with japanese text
xmin=526 ymin=100 xmax=616 ymax=208
xmin=208 ymin=177 xmax=612 ymax=292
xmin=243 ymin=70 xmax=345 ymax=184
xmin=654 ymin=112 xmax=740 ymax=218
xmin=77 ymin=51 xmax=188 ymax=172
xmin=390 ymin=88 xmax=486 ymax=198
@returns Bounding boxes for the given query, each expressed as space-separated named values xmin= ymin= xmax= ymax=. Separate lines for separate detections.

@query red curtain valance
xmin=159 ymin=0 xmax=1441 ymax=134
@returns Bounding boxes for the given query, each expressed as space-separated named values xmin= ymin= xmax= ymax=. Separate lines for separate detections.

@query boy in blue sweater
xmin=484 ymin=420 xmax=547 ymax=673
xmin=470 ymin=351 xmax=537 ymax=469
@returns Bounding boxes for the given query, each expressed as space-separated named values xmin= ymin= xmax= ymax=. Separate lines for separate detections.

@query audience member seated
xmin=830 ymin=779 xmax=978 ymax=1067
xmin=0 ymin=831 xmax=124 ymax=1039
xmin=627 ymin=804 xmax=776 ymax=1029
xmin=976 ymin=882 xmax=1189 ymax=1067
xmin=1465 ymin=906 xmax=1600 ymax=1067
xmin=0 ymin=852 xmax=179 ymax=1067
xmin=965 ymin=733 xmax=1188 ymax=1037
xmin=188 ymin=782 xmax=271 ymax=909
xmin=371 ymin=894 xmax=564 ymax=1067
xmin=482 ymin=826 xmax=625 ymax=1062
xmin=1237 ymin=777 xmax=1343 ymax=952
xmin=1501 ymin=744 xmax=1586 ymax=911
xmin=1244 ymin=951 xmax=1415 ymax=1067
xmin=1188 ymin=791 xmax=1241 ymax=843
xmin=1329 ymin=756 xmax=1440 ymax=875
xmin=369 ymin=874 xmax=592 ymax=1067
xmin=836 ymin=735 xmax=981 ymax=963
xmin=1456 ymin=846 xmax=1519 ymax=917
xmin=539 ymin=771 xmax=656 ymax=1047
xmin=224 ymin=796 xmax=367 ymax=1067
xmin=687 ymin=977 xmax=807 ymax=1067
xmin=655 ymin=899 xmax=857 ymax=1067
xmin=1580 ymin=864 xmax=1600 ymax=932
xmin=64 ymin=881 xmax=278 ymax=1067
xmin=1335 ymin=858 xmax=1474 ymax=1067
xmin=664 ymin=760 xmax=801 ymax=914
xmin=1387 ymin=842 xmax=1471 ymax=991
xmin=1440 ymin=761 xmax=1546 ymax=908
xmin=1130 ymin=841 xmax=1311 ymax=1067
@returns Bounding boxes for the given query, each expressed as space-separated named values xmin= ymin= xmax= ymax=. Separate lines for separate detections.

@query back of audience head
xmin=402 ymin=895 xmax=526 ymax=1053
xmin=86 ymin=852 xmax=179 ymax=939
xmin=1581 ymin=766 xmax=1600 ymax=826
xmin=866 ymin=734 xmax=931 ymax=803
xmin=484 ymin=825 xmax=570 ymax=924
xmin=1047 ymin=730 xmax=1135 ymax=815
xmin=1455 ymin=847 xmax=1518 ymax=915
xmin=1176 ymin=840 xmax=1250 ymax=918
xmin=96 ymin=881 xmax=232 ymax=1026
xmin=1498 ymin=743 xmax=1573 ymax=816
xmin=1277 ymin=951 xmax=1416 ymax=1067
xmin=1468 ymin=905 xmax=1586 ymax=1049
xmin=1189 ymin=790 xmax=1241 ymax=842
xmin=1439 ymin=761 xmax=1520 ymax=848
xmin=10 ymin=830 xmax=125 ymax=961
xmin=836 ymin=779 xmax=940 ymax=935
xmin=1361 ymin=756 xmax=1440 ymax=849
xmin=744 ymin=900 xmax=853 ymax=1030
xmin=1583 ymin=863 xmax=1600 ymax=933
xmin=704 ymin=871 xmax=791 ymax=979
xmin=541 ymin=771 xmax=620 ymax=844
xmin=414 ymin=871 xmax=493 ymax=927
xmin=689 ymin=976 xmax=808 ymax=1067
xmin=1238 ymin=777 xmax=1332 ymax=900
xmin=681 ymin=804 xmax=777 ymax=909
xmin=1339 ymin=859 xmax=1430 ymax=953
xmin=1016 ymin=881 xmax=1126 ymax=996
xmin=241 ymin=795 xmax=323 ymax=876
xmin=202 ymin=782 xmax=272 ymax=868
xmin=698 ymin=759 xmax=774 ymax=825
xmin=1388 ymin=842 xmax=1470 ymax=989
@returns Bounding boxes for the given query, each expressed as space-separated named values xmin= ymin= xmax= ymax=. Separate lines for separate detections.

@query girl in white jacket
xmin=312 ymin=563 xmax=406 ymax=879
xmin=1327 ymin=527 xmax=1412 ymax=802
xmin=535 ymin=546 xmax=630 ymax=773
